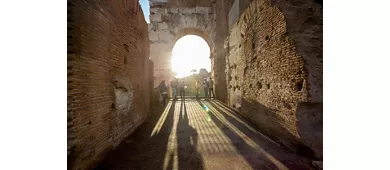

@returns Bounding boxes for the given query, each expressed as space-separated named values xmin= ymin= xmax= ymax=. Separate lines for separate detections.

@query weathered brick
xmin=224 ymin=0 xmax=322 ymax=158
xmin=67 ymin=0 xmax=153 ymax=169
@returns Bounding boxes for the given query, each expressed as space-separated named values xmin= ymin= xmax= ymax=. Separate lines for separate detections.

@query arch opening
xmin=171 ymin=35 xmax=211 ymax=78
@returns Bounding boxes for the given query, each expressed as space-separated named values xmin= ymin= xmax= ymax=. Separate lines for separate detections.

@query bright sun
xmin=171 ymin=35 xmax=211 ymax=78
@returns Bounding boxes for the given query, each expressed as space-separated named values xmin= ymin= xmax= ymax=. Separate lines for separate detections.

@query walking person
xmin=195 ymin=80 xmax=201 ymax=100
xmin=170 ymin=78 xmax=178 ymax=100
xmin=158 ymin=80 xmax=168 ymax=106
xmin=203 ymin=78 xmax=209 ymax=98
xmin=208 ymin=78 xmax=215 ymax=99
xmin=179 ymin=80 xmax=185 ymax=100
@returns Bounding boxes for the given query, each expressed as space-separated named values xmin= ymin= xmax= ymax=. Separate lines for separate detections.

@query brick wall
xmin=224 ymin=0 xmax=322 ymax=159
xmin=67 ymin=1 xmax=153 ymax=169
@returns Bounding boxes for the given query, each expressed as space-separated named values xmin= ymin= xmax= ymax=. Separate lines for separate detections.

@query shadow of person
xmin=95 ymin=101 xmax=177 ymax=170
xmin=176 ymin=100 xmax=204 ymax=170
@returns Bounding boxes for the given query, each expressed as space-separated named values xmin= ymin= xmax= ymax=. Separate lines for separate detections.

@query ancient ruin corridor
xmin=96 ymin=100 xmax=312 ymax=170
xmin=67 ymin=0 xmax=322 ymax=169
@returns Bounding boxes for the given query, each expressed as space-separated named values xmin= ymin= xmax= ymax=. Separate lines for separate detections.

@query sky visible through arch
xmin=171 ymin=35 xmax=211 ymax=78
xmin=139 ymin=0 xmax=150 ymax=23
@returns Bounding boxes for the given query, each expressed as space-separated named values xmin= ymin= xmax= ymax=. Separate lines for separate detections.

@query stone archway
xmin=148 ymin=1 xmax=216 ymax=87
xmin=171 ymin=28 xmax=214 ymax=79
xmin=172 ymin=28 xmax=214 ymax=53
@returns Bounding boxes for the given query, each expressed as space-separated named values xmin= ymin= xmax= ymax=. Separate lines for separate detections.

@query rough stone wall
xmin=148 ymin=0 xmax=216 ymax=87
xmin=224 ymin=0 xmax=322 ymax=159
xmin=167 ymin=0 xmax=214 ymax=7
xmin=213 ymin=0 xmax=234 ymax=102
xmin=228 ymin=0 xmax=251 ymax=29
xmin=67 ymin=1 xmax=152 ymax=169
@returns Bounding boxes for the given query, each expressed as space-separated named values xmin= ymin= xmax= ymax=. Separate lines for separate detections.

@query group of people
xmin=157 ymin=77 xmax=215 ymax=106
xmin=170 ymin=78 xmax=186 ymax=100
xmin=195 ymin=77 xmax=214 ymax=99
xmin=157 ymin=78 xmax=186 ymax=106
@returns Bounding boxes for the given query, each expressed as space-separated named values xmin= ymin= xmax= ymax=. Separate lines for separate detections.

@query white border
xmin=326 ymin=0 xmax=390 ymax=169
xmin=0 ymin=0 xmax=67 ymax=169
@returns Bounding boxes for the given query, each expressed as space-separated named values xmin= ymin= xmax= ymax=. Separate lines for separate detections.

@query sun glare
xmin=171 ymin=35 xmax=211 ymax=78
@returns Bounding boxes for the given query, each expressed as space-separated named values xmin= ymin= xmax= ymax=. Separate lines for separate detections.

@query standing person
xmin=179 ymin=80 xmax=185 ymax=100
xmin=208 ymin=78 xmax=215 ymax=99
xmin=202 ymin=78 xmax=209 ymax=98
xmin=170 ymin=78 xmax=178 ymax=100
xmin=158 ymin=80 xmax=168 ymax=106
xmin=195 ymin=80 xmax=201 ymax=100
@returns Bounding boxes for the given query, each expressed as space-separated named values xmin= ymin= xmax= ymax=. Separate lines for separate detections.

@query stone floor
xmin=96 ymin=100 xmax=314 ymax=170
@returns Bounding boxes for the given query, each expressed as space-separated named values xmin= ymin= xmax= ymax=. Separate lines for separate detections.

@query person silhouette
xmin=179 ymin=80 xmax=185 ymax=100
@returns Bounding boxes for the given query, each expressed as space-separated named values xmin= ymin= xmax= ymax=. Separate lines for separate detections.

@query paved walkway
xmin=97 ymin=100 xmax=314 ymax=170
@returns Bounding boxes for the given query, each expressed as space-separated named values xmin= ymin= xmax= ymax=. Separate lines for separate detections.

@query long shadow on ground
xmin=199 ymin=100 xmax=314 ymax=170
xmin=175 ymin=100 xmax=204 ymax=169
xmin=95 ymin=101 xmax=177 ymax=170
xmin=95 ymin=99 xmax=314 ymax=170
